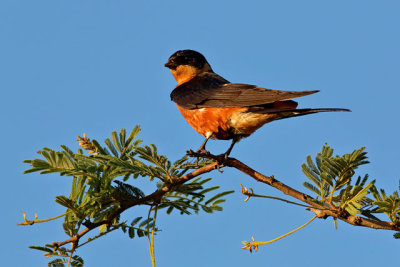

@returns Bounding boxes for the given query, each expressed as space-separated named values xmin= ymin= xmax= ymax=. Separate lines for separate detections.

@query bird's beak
xmin=164 ymin=60 xmax=176 ymax=69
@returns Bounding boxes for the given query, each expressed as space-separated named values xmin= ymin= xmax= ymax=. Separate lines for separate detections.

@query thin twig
xmin=67 ymin=244 xmax=76 ymax=267
xmin=247 ymin=193 xmax=314 ymax=208
xmin=18 ymin=212 xmax=67 ymax=226
xmin=240 ymin=184 xmax=313 ymax=208
xmin=151 ymin=205 xmax=158 ymax=267
xmin=242 ymin=215 xmax=317 ymax=252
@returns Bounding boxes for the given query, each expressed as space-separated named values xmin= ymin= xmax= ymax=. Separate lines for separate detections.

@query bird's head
xmin=165 ymin=50 xmax=213 ymax=84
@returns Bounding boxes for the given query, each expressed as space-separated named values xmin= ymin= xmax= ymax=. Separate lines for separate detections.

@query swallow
xmin=165 ymin=49 xmax=349 ymax=156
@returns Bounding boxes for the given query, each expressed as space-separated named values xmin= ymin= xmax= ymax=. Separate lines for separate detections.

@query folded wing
xmin=170 ymin=72 xmax=319 ymax=109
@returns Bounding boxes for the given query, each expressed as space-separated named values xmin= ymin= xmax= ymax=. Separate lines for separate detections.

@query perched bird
xmin=165 ymin=49 xmax=349 ymax=156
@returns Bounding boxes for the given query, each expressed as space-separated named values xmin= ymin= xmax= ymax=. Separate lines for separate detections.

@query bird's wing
xmin=170 ymin=72 xmax=319 ymax=109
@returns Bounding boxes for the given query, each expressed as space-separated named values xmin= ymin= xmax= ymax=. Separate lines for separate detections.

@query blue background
xmin=1 ymin=0 xmax=399 ymax=266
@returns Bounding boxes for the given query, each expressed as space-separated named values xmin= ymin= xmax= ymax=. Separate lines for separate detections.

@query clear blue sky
xmin=1 ymin=0 xmax=399 ymax=266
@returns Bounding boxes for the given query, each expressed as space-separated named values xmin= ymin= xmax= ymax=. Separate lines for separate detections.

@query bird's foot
xmin=186 ymin=148 xmax=211 ymax=165
xmin=222 ymin=152 xmax=230 ymax=160
xmin=215 ymin=150 xmax=231 ymax=161
xmin=186 ymin=148 xmax=210 ymax=157
xmin=211 ymin=153 xmax=230 ymax=172
xmin=186 ymin=149 xmax=226 ymax=172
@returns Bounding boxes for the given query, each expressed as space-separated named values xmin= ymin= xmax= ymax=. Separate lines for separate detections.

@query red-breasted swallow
xmin=165 ymin=49 xmax=349 ymax=156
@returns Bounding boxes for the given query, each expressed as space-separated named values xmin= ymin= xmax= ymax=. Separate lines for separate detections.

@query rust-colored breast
xmin=176 ymin=100 xmax=300 ymax=140
xmin=177 ymin=105 xmax=246 ymax=140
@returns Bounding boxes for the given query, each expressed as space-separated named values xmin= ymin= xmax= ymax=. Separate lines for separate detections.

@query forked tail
xmin=272 ymin=108 xmax=350 ymax=120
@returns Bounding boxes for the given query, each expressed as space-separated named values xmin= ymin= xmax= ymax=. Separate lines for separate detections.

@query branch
xmin=240 ymin=184 xmax=314 ymax=208
xmin=51 ymin=161 xmax=219 ymax=250
xmin=48 ymin=149 xmax=400 ymax=252
xmin=190 ymin=152 xmax=400 ymax=231
xmin=18 ymin=211 xmax=67 ymax=226
xmin=242 ymin=215 xmax=318 ymax=253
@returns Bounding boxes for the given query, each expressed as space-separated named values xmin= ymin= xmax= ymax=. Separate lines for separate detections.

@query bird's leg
xmin=196 ymin=136 xmax=210 ymax=153
xmin=187 ymin=132 xmax=212 ymax=155
xmin=223 ymin=138 xmax=238 ymax=159
xmin=186 ymin=136 xmax=211 ymax=159
xmin=211 ymin=139 xmax=238 ymax=172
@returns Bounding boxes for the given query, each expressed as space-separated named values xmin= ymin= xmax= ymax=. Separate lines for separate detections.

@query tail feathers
xmin=271 ymin=108 xmax=350 ymax=120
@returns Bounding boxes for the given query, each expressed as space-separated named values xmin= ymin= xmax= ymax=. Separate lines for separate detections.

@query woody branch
xmin=50 ymin=151 xmax=400 ymax=251
xmin=189 ymin=151 xmax=400 ymax=231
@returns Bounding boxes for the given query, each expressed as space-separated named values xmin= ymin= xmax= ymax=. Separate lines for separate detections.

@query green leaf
xmin=131 ymin=217 xmax=143 ymax=226
xmin=125 ymin=125 xmax=141 ymax=147
xmin=139 ymin=218 xmax=153 ymax=228
xmin=91 ymin=140 xmax=108 ymax=155
xmin=201 ymin=205 xmax=213 ymax=213
xmin=205 ymin=190 xmax=234 ymax=205
xmin=128 ymin=227 xmax=135 ymax=238
xmin=114 ymin=181 xmax=145 ymax=199
xmin=137 ymin=229 xmax=145 ymax=237
xmin=303 ymin=182 xmax=321 ymax=196
xmin=198 ymin=186 xmax=220 ymax=195
xmin=119 ymin=129 xmax=126 ymax=149
xmin=48 ymin=258 xmax=65 ymax=266
xmin=166 ymin=206 xmax=174 ymax=214
xmin=341 ymin=181 xmax=375 ymax=215
xmin=99 ymin=224 xmax=107 ymax=233
xmin=211 ymin=199 xmax=226 ymax=205
xmin=301 ymin=164 xmax=321 ymax=188
xmin=105 ymin=138 xmax=119 ymax=157
xmin=306 ymin=155 xmax=319 ymax=174
xmin=111 ymin=131 xmax=123 ymax=153
xmin=71 ymin=255 xmax=84 ymax=267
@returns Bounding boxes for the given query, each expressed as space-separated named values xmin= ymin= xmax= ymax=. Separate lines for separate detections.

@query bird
xmin=165 ymin=49 xmax=349 ymax=157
